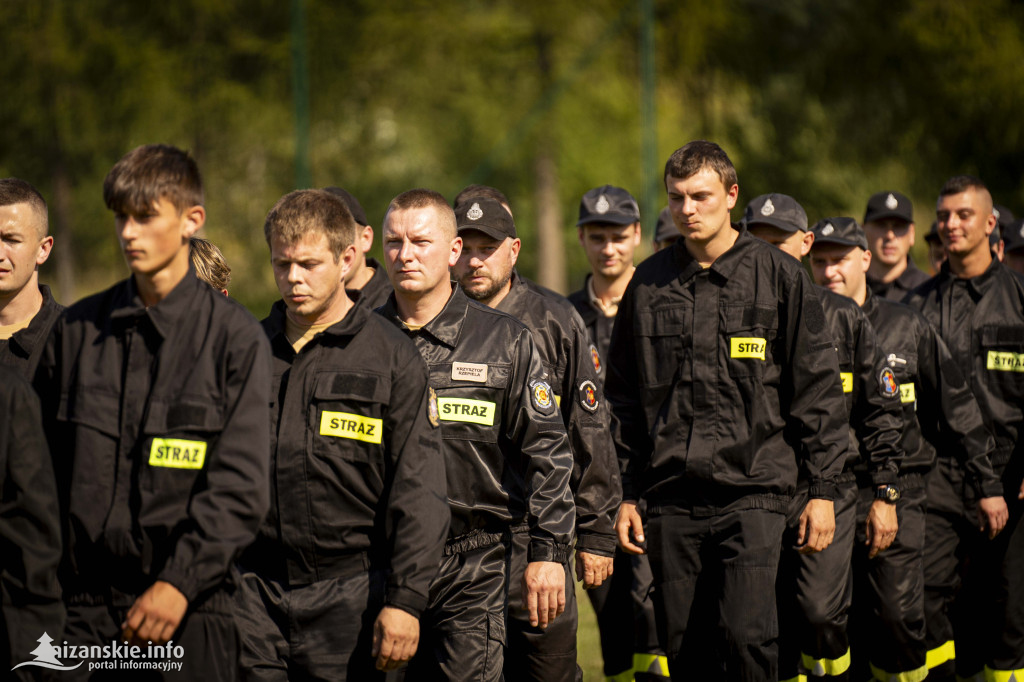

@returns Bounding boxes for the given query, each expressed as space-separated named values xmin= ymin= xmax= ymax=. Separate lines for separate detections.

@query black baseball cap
xmin=744 ymin=193 xmax=808 ymax=233
xmin=994 ymin=204 xmax=1015 ymax=238
xmin=322 ymin=186 xmax=368 ymax=226
xmin=924 ymin=221 xmax=941 ymax=244
xmin=653 ymin=206 xmax=678 ymax=244
xmin=1002 ymin=218 xmax=1024 ymax=254
xmin=577 ymin=185 xmax=640 ymax=227
xmin=811 ymin=217 xmax=869 ymax=250
xmin=863 ymin=191 xmax=913 ymax=224
xmin=455 ymin=197 xmax=516 ymax=240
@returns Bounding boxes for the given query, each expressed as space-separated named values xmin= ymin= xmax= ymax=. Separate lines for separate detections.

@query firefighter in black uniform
xmin=451 ymin=193 xmax=622 ymax=682
xmin=234 ymin=190 xmax=448 ymax=680
xmin=610 ymin=143 xmax=849 ymax=681
xmin=377 ymin=189 xmax=575 ymax=682
xmin=0 ymin=177 xmax=62 ymax=379
xmin=862 ymin=191 xmax=930 ymax=301
xmin=904 ymin=175 xmax=1024 ymax=681
xmin=809 ymin=217 xmax=1009 ymax=680
xmin=323 ymin=186 xmax=393 ymax=310
xmin=35 ymin=144 xmax=272 ymax=680
xmin=0 ymin=366 xmax=63 ymax=677
xmin=745 ymin=198 xmax=904 ymax=682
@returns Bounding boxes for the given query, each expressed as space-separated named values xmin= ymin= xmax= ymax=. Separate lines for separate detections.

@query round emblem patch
xmin=579 ymin=380 xmax=599 ymax=412
xmin=427 ymin=387 xmax=440 ymax=427
xmin=879 ymin=368 xmax=899 ymax=398
xmin=532 ymin=381 xmax=553 ymax=411
xmin=590 ymin=344 xmax=602 ymax=375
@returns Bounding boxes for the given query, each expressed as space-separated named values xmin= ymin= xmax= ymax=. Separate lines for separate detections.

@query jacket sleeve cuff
xmin=156 ymin=568 xmax=199 ymax=604
xmin=807 ymin=480 xmax=837 ymax=501
xmin=576 ymin=532 xmax=617 ymax=557
xmin=870 ymin=467 xmax=898 ymax=486
xmin=971 ymin=474 xmax=1005 ymax=500
xmin=528 ymin=540 xmax=572 ymax=564
xmin=385 ymin=586 xmax=427 ymax=619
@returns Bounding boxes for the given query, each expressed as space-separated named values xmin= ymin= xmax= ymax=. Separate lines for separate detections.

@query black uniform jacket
xmin=606 ymin=228 xmax=848 ymax=512
xmin=378 ymin=285 xmax=576 ymax=563
xmin=35 ymin=271 xmax=272 ymax=603
xmin=568 ymin=274 xmax=614 ymax=382
xmin=0 ymin=284 xmax=63 ymax=380
xmin=243 ymin=301 xmax=448 ymax=618
xmin=347 ymin=257 xmax=393 ymax=311
xmin=497 ymin=272 xmax=620 ymax=557
xmin=867 ymin=259 xmax=931 ymax=302
xmin=905 ymin=259 xmax=1024 ymax=484
xmin=818 ymin=287 xmax=903 ymax=484
xmin=861 ymin=289 xmax=1001 ymax=496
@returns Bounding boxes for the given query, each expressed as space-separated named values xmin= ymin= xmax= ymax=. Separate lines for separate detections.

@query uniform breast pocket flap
xmin=635 ymin=307 xmax=689 ymax=387
xmin=724 ymin=305 xmax=778 ymax=378
xmin=60 ymin=386 xmax=121 ymax=438
xmin=143 ymin=398 xmax=223 ymax=471
xmin=312 ymin=372 xmax=387 ymax=460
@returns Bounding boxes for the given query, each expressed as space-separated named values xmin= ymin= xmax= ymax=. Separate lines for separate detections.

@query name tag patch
xmin=987 ymin=350 xmax=1024 ymax=372
xmin=840 ymin=372 xmax=853 ymax=393
xmin=149 ymin=438 xmax=207 ymax=470
xmin=437 ymin=398 xmax=496 ymax=426
xmin=900 ymin=383 xmax=916 ymax=404
xmin=452 ymin=362 xmax=488 ymax=383
xmin=730 ymin=337 xmax=766 ymax=360
xmin=320 ymin=411 xmax=383 ymax=444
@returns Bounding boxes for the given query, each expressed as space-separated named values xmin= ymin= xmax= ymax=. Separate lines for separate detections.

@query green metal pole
xmin=640 ymin=0 xmax=658 ymax=237
xmin=291 ymin=0 xmax=312 ymax=189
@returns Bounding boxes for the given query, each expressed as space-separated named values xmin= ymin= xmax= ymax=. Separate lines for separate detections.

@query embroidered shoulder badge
xmin=531 ymin=380 xmax=553 ymax=411
xmin=579 ymin=380 xmax=599 ymax=412
xmin=428 ymin=387 xmax=440 ymax=428
xmin=590 ymin=344 xmax=602 ymax=374
xmin=879 ymin=367 xmax=899 ymax=398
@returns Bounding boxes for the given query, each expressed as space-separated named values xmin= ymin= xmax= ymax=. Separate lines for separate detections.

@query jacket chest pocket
xmin=724 ymin=305 xmax=779 ymax=382
xmin=309 ymin=371 xmax=388 ymax=464
xmin=140 ymin=397 xmax=224 ymax=493
xmin=429 ymin=363 xmax=510 ymax=444
xmin=979 ymin=325 xmax=1024 ymax=400
xmin=635 ymin=307 xmax=690 ymax=388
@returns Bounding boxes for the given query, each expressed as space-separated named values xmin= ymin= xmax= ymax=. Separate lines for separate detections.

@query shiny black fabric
xmin=377 ymin=285 xmax=575 ymax=561
xmin=0 ymin=284 xmax=62 ymax=379
xmin=240 ymin=301 xmax=447 ymax=618
xmin=606 ymin=227 xmax=848 ymax=509
xmin=346 ymin=258 xmax=393 ymax=311
xmin=567 ymin=274 xmax=615 ymax=381
xmin=35 ymin=271 xmax=272 ymax=604
xmin=866 ymin=259 xmax=930 ymax=302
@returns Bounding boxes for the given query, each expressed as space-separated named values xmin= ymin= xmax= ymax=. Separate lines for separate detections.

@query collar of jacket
xmin=108 ymin=265 xmax=205 ymax=338
xmin=861 ymin=285 xmax=878 ymax=316
xmin=672 ymin=222 xmax=751 ymax=283
xmin=6 ymin=284 xmax=61 ymax=356
xmin=345 ymin=257 xmax=390 ymax=304
xmin=500 ymin=269 xmax=528 ymax=308
xmin=380 ymin=282 xmax=468 ymax=349
xmin=264 ymin=297 xmax=372 ymax=343
xmin=937 ymin=255 xmax=1004 ymax=299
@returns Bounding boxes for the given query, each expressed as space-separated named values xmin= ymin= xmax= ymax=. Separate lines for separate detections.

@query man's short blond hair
xmin=385 ymin=189 xmax=457 ymax=240
xmin=264 ymin=189 xmax=356 ymax=260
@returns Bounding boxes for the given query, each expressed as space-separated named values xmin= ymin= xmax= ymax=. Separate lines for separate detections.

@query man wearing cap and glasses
xmin=451 ymin=191 xmax=621 ymax=682
xmin=862 ymin=191 xmax=930 ymax=302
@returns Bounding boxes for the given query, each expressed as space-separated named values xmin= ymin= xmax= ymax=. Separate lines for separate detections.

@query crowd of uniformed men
xmin=0 ymin=140 xmax=1022 ymax=682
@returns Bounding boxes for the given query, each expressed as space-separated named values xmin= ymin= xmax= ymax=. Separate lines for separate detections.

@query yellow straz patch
xmin=436 ymin=398 xmax=496 ymax=426
xmin=319 ymin=411 xmax=383 ymax=444
xmin=149 ymin=438 xmax=207 ymax=469
xmin=840 ymin=372 xmax=853 ymax=393
xmin=730 ymin=337 xmax=766 ymax=360
xmin=900 ymin=383 xmax=916 ymax=404
xmin=987 ymin=350 xmax=1024 ymax=372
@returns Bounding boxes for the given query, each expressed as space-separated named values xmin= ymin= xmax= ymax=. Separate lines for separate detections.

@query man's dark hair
xmin=0 ymin=177 xmax=49 ymax=237
xmin=939 ymin=175 xmax=988 ymax=198
xmin=385 ymin=189 xmax=457 ymax=240
xmin=663 ymin=140 xmax=738 ymax=190
xmin=103 ymin=144 xmax=204 ymax=217
xmin=453 ymin=184 xmax=511 ymax=212
xmin=264 ymin=189 xmax=356 ymax=261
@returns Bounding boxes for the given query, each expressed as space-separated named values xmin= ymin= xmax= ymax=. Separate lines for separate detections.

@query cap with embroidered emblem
xmin=743 ymin=193 xmax=808 ymax=233
xmin=455 ymin=197 xmax=517 ymax=240
xmin=577 ymin=185 xmax=640 ymax=226
xmin=864 ymin=191 xmax=913 ymax=224
xmin=811 ymin=217 xmax=869 ymax=250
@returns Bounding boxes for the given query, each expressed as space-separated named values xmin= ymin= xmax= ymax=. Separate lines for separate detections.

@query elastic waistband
xmin=853 ymin=471 xmax=925 ymax=491
xmin=647 ymin=493 xmax=791 ymax=517
xmin=444 ymin=528 xmax=506 ymax=556
xmin=238 ymin=549 xmax=369 ymax=587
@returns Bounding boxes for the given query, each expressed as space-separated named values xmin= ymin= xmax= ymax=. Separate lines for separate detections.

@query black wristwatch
xmin=875 ymin=484 xmax=900 ymax=504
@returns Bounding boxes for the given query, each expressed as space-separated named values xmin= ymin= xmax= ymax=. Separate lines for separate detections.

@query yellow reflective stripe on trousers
xmin=984 ymin=666 xmax=1024 ymax=681
xmin=926 ymin=640 xmax=956 ymax=669
xmin=802 ymin=648 xmax=851 ymax=677
xmin=780 ymin=676 xmax=808 ymax=682
xmin=870 ymin=661 xmax=928 ymax=682
xmin=606 ymin=669 xmax=633 ymax=682
xmin=633 ymin=653 xmax=670 ymax=677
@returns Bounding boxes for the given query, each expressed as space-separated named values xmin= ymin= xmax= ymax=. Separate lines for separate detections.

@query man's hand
xmin=978 ymin=496 xmax=1009 ymax=539
xmin=522 ymin=561 xmax=566 ymax=629
xmin=865 ymin=499 xmax=898 ymax=559
xmin=122 ymin=581 xmax=188 ymax=646
xmin=615 ymin=501 xmax=645 ymax=555
xmin=371 ymin=606 xmax=419 ymax=672
xmin=575 ymin=550 xmax=614 ymax=589
xmin=797 ymin=499 xmax=835 ymax=554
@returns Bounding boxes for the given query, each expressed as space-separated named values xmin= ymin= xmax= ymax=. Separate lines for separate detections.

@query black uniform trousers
xmin=61 ymin=586 xmax=238 ymax=681
xmin=777 ymin=480 xmax=858 ymax=681
xmin=404 ymin=538 xmax=506 ymax=682
xmin=849 ymin=479 xmax=927 ymax=682
xmin=647 ymin=506 xmax=785 ymax=682
xmin=505 ymin=528 xmax=579 ymax=682
xmin=235 ymin=559 xmax=384 ymax=682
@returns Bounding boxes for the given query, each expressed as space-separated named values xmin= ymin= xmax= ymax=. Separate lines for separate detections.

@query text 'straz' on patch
xmin=987 ymin=350 xmax=1024 ymax=372
xmin=149 ymin=438 xmax=207 ymax=469
xmin=730 ymin=337 xmax=767 ymax=360
xmin=436 ymin=397 xmax=497 ymax=426
xmin=840 ymin=372 xmax=853 ymax=393
xmin=320 ymin=411 xmax=383 ymax=444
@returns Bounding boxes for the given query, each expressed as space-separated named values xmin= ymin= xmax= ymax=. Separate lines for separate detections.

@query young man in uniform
xmin=377 ymin=189 xmax=575 ymax=682
xmin=745 ymin=197 xmax=904 ymax=682
xmin=451 ymin=193 xmax=621 ymax=682
xmin=323 ymin=186 xmax=393 ymax=310
xmin=862 ymin=191 xmax=929 ymax=301
xmin=610 ymin=143 xmax=848 ymax=681
xmin=235 ymin=189 xmax=447 ymax=680
xmin=0 ymin=177 xmax=61 ymax=379
xmin=904 ymin=176 xmax=1024 ymax=681
xmin=807 ymin=216 xmax=1008 ymax=681
xmin=568 ymin=185 xmax=667 ymax=681
xmin=35 ymin=144 xmax=272 ymax=680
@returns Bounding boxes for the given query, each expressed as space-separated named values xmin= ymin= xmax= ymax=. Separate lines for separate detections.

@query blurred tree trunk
xmin=533 ymin=30 xmax=566 ymax=295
